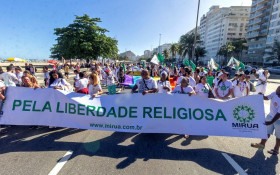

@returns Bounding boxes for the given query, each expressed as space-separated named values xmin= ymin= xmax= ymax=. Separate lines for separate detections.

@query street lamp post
xmin=191 ymin=0 xmax=201 ymax=62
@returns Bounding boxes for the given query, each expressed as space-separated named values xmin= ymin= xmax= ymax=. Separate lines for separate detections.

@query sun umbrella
xmin=6 ymin=57 xmax=27 ymax=62
xmin=47 ymin=60 xmax=58 ymax=65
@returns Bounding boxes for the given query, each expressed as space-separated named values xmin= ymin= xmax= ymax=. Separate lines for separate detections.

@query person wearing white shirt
xmin=232 ymin=73 xmax=249 ymax=98
xmin=172 ymin=77 xmax=195 ymax=96
xmin=157 ymin=72 xmax=171 ymax=94
xmin=214 ymin=72 xmax=233 ymax=100
xmin=75 ymin=72 xmax=89 ymax=94
xmin=132 ymin=70 xmax=157 ymax=95
xmin=176 ymin=67 xmax=196 ymax=88
xmin=256 ymin=70 xmax=269 ymax=95
xmin=195 ymin=76 xmax=210 ymax=98
xmin=49 ymin=71 xmax=71 ymax=91
xmin=14 ymin=66 xmax=23 ymax=86
xmin=88 ymin=73 xmax=103 ymax=98
xmin=251 ymin=86 xmax=280 ymax=155
xmin=0 ymin=66 xmax=18 ymax=87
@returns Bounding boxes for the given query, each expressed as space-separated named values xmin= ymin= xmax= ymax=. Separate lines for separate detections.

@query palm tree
xmin=179 ymin=33 xmax=201 ymax=60
xmin=217 ymin=42 xmax=235 ymax=63
xmin=163 ymin=49 xmax=170 ymax=61
xmin=231 ymin=38 xmax=248 ymax=59
xmin=169 ymin=43 xmax=179 ymax=59
xmin=194 ymin=47 xmax=207 ymax=65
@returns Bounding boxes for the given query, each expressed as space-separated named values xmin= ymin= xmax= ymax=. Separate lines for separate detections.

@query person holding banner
xmin=195 ymin=76 xmax=210 ymax=98
xmin=132 ymin=70 xmax=157 ymax=95
xmin=75 ymin=72 xmax=89 ymax=94
xmin=157 ymin=71 xmax=171 ymax=94
xmin=49 ymin=71 xmax=72 ymax=91
xmin=21 ymin=76 xmax=40 ymax=89
xmin=172 ymin=78 xmax=195 ymax=96
xmin=214 ymin=72 xmax=233 ymax=100
xmin=232 ymin=72 xmax=249 ymax=98
xmin=88 ymin=73 xmax=103 ymax=98
xmin=251 ymin=86 xmax=280 ymax=155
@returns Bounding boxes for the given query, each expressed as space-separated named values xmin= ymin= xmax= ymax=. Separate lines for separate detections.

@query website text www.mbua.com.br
xmin=90 ymin=123 xmax=143 ymax=131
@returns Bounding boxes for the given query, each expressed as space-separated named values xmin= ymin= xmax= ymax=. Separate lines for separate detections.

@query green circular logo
xmin=233 ymin=105 xmax=255 ymax=123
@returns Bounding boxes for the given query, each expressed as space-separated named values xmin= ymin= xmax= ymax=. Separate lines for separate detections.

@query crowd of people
xmin=0 ymin=61 xmax=279 ymax=155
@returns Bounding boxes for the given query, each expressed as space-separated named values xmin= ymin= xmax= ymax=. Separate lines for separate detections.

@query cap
xmin=217 ymin=72 xmax=224 ymax=78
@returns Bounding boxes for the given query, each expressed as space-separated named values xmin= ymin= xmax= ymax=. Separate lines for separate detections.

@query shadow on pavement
xmin=0 ymin=128 xmax=278 ymax=174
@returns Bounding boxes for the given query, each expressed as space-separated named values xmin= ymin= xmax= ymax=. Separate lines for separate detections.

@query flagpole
xmin=158 ymin=33 xmax=162 ymax=54
xmin=191 ymin=0 xmax=201 ymax=62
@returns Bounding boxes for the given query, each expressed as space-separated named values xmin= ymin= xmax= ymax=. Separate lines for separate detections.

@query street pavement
xmin=0 ymin=73 xmax=279 ymax=175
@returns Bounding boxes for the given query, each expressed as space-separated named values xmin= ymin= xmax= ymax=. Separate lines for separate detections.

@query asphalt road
xmin=0 ymin=73 xmax=279 ymax=175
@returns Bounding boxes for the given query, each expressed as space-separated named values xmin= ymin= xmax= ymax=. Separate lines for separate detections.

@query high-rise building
xmin=200 ymin=6 xmax=250 ymax=62
xmin=247 ymin=0 xmax=273 ymax=63
xmin=264 ymin=0 xmax=280 ymax=62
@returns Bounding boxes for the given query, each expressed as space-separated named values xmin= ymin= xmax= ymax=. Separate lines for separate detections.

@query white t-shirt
xmin=267 ymin=92 xmax=280 ymax=118
xmin=172 ymin=85 xmax=194 ymax=94
xmin=0 ymin=72 xmax=18 ymax=87
xmin=50 ymin=78 xmax=71 ymax=91
xmin=232 ymin=80 xmax=249 ymax=98
xmin=136 ymin=78 xmax=157 ymax=93
xmin=214 ymin=80 xmax=233 ymax=98
xmin=157 ymin=80 xmax=171 ymax=94
xmin=75 ymin=78 xmax=89 ymax=91
xmin=176 ymin=76 xmax=196 ymax=88
xmin=16 ymin=72 xmax=23 ymax=85
xmin=195 ymin=83 xmax=209 ymax=98
xmin=105 ymin=73 xmax=115 ymax=85
xmin=88 ymin=84 xmax=102 ymax=96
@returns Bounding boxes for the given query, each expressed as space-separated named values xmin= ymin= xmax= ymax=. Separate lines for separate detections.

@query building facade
xmin=200 ymin=6 xmax=250 ymax=62
xmin=247 ymin=0 xmax=273 ymax=63
xmin=264 ymin=0 xmax=280 ymax=62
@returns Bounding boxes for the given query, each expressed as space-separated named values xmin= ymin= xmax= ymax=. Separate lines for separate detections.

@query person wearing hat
xmin=132 ymin=69 xmax=157 ymax=95
xmin=232 ymin=72 xmax=249 ymax=98
xmin=214 ymin=72 xmax=233 ymax=100
xmin=157 ymin=71 xmax=171 ymax=94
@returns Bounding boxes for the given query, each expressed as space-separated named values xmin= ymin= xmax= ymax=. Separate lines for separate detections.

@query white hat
xmin=217 ymin=72 xmax=224 ymax=78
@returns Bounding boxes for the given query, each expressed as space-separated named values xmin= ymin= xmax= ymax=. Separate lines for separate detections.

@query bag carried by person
xmin=206 ymin=83 xmax=215 ymax=98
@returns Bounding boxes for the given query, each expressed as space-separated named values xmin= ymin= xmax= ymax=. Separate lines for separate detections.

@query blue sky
xmin=0 ymin=0 xmax=252 ymax=59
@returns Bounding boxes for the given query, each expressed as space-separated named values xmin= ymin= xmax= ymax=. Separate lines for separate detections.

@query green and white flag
xmin=150 ymin=55 xmax=159 ymax=65
xmin=208 ymin=58 xmax=219 ymax=70
xmin=227 ymin=57 xmax=245 ymax=70
xmin=157 ymin=53 xmax=165 ymax=63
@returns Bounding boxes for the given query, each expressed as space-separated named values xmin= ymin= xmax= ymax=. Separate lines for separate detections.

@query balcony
xmin=256 ymin=4 xmax=265 ymax=11
xmin=247 ymin=32 xmax=259 ymax=38
xmin=255 ymin=11 xmax=264 ymax=18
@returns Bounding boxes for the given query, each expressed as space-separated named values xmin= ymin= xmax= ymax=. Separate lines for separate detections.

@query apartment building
xmin=200 ymin=6 xmax=250 ymax=61
xmin=247 ymin=0 xmax=273 ymax=63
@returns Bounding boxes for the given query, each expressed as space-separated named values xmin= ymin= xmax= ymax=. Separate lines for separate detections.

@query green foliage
xmin=217 ymin=42 xmax=235 ymax=58
xmin=179 ymin=33 xmax=201 ymax=60
xmin=162 ymin=49 xmax=170 ymax=60
xmin=194 ymin=46 xmax=207 ymax=64
xmin=169 ymin=43 xmax=179 ymax=58
xmin=50 ymin=14 xmax=118 ymax=60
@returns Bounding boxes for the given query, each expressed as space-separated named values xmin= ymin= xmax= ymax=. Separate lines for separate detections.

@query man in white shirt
xmin=251 ymin=86 xmax=280 ymax=155
xmin=0 ymin=66 xmax=19 ymax=87
xmin=132 ymin=70 xmax=157 ymax=95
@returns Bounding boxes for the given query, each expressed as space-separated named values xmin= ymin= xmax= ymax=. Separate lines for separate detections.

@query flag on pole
xmin=227 ymin=57 xmax=245 ymax=70
xmin=151 ymin=55 xmax=159 ymax=65
xmin=157 ymin=53 xmax=165 ymax=63
xmin=208 ymin=58 xmax=219 ymax=70
xmin=183 ymin=58 xmax=190 ymax=66
xmin=190 ymin=60 xmax=196 ymax=71
xmin=121 ymin=63 xmax=126 ymax=72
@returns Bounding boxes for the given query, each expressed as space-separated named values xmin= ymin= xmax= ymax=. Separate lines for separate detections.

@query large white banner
xmin=0 ymin=87 xmax=267 ymax=138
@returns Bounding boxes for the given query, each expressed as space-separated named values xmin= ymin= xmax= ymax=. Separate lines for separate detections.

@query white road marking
xmin=222 ymin=153 xmax=248 ymax=175
xmin=48 ymin=150 xmax=73 ymax=175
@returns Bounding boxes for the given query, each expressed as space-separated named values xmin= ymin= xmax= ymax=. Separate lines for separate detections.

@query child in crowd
xmin=88 ymin=73 xmax=103 ymax=98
